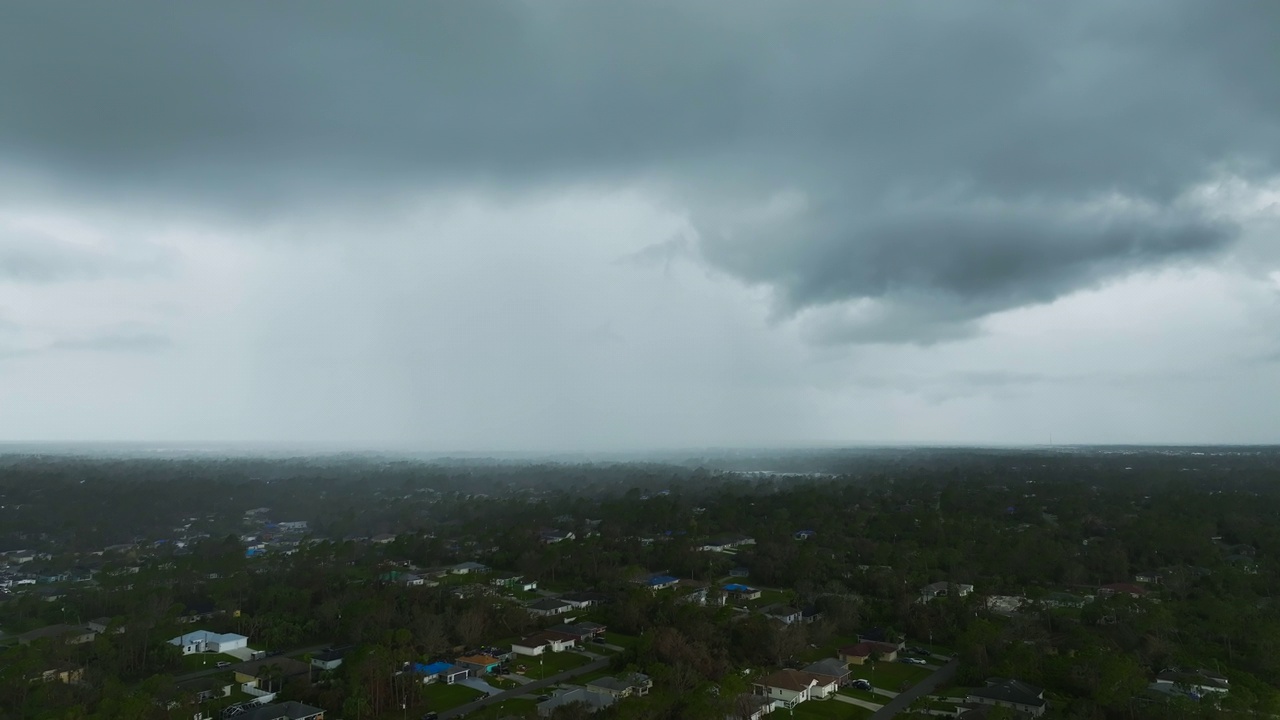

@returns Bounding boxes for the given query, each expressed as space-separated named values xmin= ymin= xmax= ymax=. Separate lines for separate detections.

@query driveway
xmin=833 ymin=694 xmax=884 ymax=712
xmin=868 ymin=658 xmax=957 ymax=719
xmin=456 ymin=677 xmax=502 ymax=696
xmin=438 ymin=656 xmax=610 ymax=719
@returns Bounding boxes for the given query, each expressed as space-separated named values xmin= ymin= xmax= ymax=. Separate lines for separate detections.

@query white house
xmin=753 ymin=670 xmax=820 ymax=709
xmin=919 ymin=581 xmax=974 ymax=602
xmin=512 ymin=632 xmax=576 ymax=656
xmin=526 ymin=598 xmax=573 ymax=617
xmin=169 ymin=630 xmax=249 ymax=655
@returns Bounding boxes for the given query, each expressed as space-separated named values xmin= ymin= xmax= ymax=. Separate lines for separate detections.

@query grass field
xmin=604 ymin=631 xmax=639 ymax=648
xmin=179 ymin=653 xmax=243 ymax=672
xmin=421 ymin=681 xmax=484 ymax=711
xmin=857 ymin=661 xmax=933 ymax=692
xmin=465 ymin=698 xmax=539 ymax=719
xmin=514 ymin=651 xmax=591 ymax=679
xmin=837 ymin=687 xmax=883 ymax=704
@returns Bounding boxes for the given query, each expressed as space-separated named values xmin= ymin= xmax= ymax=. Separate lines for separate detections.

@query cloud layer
xmin=0 ymin=2 xmax=1277 ymax=445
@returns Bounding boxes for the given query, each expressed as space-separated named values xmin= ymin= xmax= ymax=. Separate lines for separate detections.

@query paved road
xmin=439 ymin=654 xmax=611 ymax=719
xmin=868 ymin=659 xmax=957 ymax=719
xmin=173 ymin=643 xmax=330 ymax=682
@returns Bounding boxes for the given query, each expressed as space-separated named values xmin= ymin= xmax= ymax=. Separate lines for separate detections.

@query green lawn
xmin=792 ymin=699 xmax=874 ymax=719
xmin=837 ymin=687 xmax=882 ymax=704
xmin=931 ymin=684 xmax=971 ymax=699
xmin=421 ymin=681 xmax=484 ymax=711
xmin=858 ymin=661 xmax=932 ymax=692
xmin=179 ymin=652 xmax=243 ymax=672
xmin=465 ymin=697 xmax=539 ymax=719
xmin=513 ymin=651 xmax=591 ymax=679
xmin=604 ymin=632 xmax=638 ymax=648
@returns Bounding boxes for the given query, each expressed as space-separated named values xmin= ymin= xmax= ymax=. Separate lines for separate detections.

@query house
xmin=397 ymin=573 xmax=425 ymax=587
xmin=86 ymin=617 xmax=123 ymax=634
xmin=310 ymin=648 xmax=348 ymax=672
xmin=18 ymin=624 xmax=98 ymax=646
xmin=513 ymin=631 xmax=577 ymax=656
xmin=729 ymin=567 xmax=751 ymax=578
xmin=170 ymin=630 xmax=249 ymax=655
xmin=31 ymin=667 xmax=85 ymax=684
xmin=800 ymin=606 xmax=823 ymax=624
xmin=919 ymin=581 xmax=974 ymax=601
xmin=371 ymin=533 xmax=397 ymax=544
xmin=677 ymin=580 xmax=723 ymax=606
xmin=1098 ymin=583 xmax=1146 ymax=598
xmin=491 ymin=573 xmax=537 ymax=591
xmin=457 ymin=654 xmax=503 ymax=675
xmin=276 ymin=521 xmax=308 ymax=532
xmin=986 ymin=595 xmax=1026 ymax=615
xmin=753 ymin=669 xmax=823 ymax=708
xmin=559 ymin=591 xmax=606 ymax=609
xmin=1041 ymin=592 xmax=1088 ymax=609
xmin=723 ymin=583 xmax=762 ymax=601
xmin=451 ymin=561 xmax=490 ymax=575
xmin=838 ymin=642 xmax=899 ymax=665
xmin=177 ymin=675 xmax=234 ymax=703
xmin=540 ymin=529 xmax=576 ymax=544
xmin=586 ymin=672 xmax=652 ymax=698
xmin=412 ymin=662 xmax=469 ymax=685
xmin=546 ymin=621 xmax=607 ymax=643
xmin=536 ymin=687 xmax=615 ymax=716
xmin=761 ymin=605 xmax=803 ymax=624
xmin=639 ymin=574 xmax=679 ymax=591
xmin=730 ymin=694 xmax=777 ymax=720
xmin=965 ymin=678 xmax=1048 ymax=717
xmin=234 ymin=657 xmax=311 ymax=689
xmin=1134 ymin=571 xmax=1163 ymax=584
xmin=233 ymin=700 xmax=326 ymax=720
xmin=793 ymin=530 xmax=816 ymax=540
xmin=1150 ymin=668 xmax=1229 ymax=698
xmin=803 ymin=659 xmax=851 ymax=687
xmin=526 ymin=597 xmax=573 ymax=617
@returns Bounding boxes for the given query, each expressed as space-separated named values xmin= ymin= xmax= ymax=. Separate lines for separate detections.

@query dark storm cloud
xmin=1 ymin=1 xmax=1277 ymax=341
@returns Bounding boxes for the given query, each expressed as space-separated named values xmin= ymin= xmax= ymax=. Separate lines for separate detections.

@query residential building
xmin=838 ymin=641 xmax=899 ymax=665
xmin=919 ymin=581 xmax=975 ymax=601
xmin=18 ymin=624 xmax=98 ymax=646
xmin=536 ymin=687 xmax=615 ymax=716
xmin=803 ymin=659 xmax=850 ymax=687
xmin=457 ymin=654 xmax=503 ymax=675
xmin=310 ymin=648 xmax=347 ymax=672
xmin=233 ymin=701 xmax=325 ymax=720
xmin=1150 ymin=668 xmax=1229 ymax=698
xmin=513 ymin=631 xmax=577 ymax=656
xmin=761 ymin=605 xmax=803 ymax=624
xmin=526 ymin=597 xmax=573 ymax=617
xmin=170 ymin=630 xmax=249 ymax=655
xmin=586 ymin=672 xmax=652 ymax=699
xmin=559 ymin=591 xmax=606 ymax=609
xmin=451 ymin=561 xmax=490 ymax=575
xmin=965 ymin=678 xmax=1048 ymax=717
xmin=411 ymin=662 xmax=468 ymax=685
xmin=729 ymin=694 xmax=777 ymax=720
xmin=723 ymin=583 xmax=762 ymax=601
xmin=753 ymin=669 xmax=823 ymax=708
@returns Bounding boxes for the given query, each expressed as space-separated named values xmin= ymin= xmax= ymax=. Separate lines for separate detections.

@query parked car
xmin=216 ymin=661 xmax=231 ymax=668
xmin=899 ymin=657 xmax=928 ymax=665
xmin=421 ymin=713 xmax=438 ymax=720
xmin=850 ymin=679 xmax=872 ymax=690
xmin=591 ymin=636 xmax=607 ymax=644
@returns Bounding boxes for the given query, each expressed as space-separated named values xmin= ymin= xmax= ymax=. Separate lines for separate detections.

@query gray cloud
xmin=1 ymin=1 xmax=1277 ymax=341
xmin=0 ymin=229 xmax=109 ymax=282
xmin=48 ymin=332 xmax=173 ymax=353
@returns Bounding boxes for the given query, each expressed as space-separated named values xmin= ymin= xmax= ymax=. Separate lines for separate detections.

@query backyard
xmin=420 ymin=681 xmax=484 ymax=712
xmin=514 ymin=651 xmax=591 ymax=680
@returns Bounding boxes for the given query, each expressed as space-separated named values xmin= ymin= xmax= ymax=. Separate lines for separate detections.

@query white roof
xmin=169 ymin=630 xmax=248 ymax=645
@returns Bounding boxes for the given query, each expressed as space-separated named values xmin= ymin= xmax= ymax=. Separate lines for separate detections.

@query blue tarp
xmin=723 ymin=583 xmax=755 ymax=592
xmin=647 ymin=575 xmax=678 ymax=586
xmin=414 ymin=661 xmax=453 ymax=676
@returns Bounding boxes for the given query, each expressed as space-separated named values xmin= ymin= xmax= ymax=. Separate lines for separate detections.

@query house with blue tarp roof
xmin=412 ymin=661 xmax=468 ymax=684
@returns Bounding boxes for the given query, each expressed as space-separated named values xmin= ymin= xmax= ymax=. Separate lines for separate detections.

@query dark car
xmin=850 ymin=679 xmax=872 ymax=690
xmin=421 ymin=713 xmax=438 ymax=720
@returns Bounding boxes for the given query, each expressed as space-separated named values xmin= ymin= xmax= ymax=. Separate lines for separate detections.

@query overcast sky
xmin=1 ymin=2 xmax=1278 ymax=450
